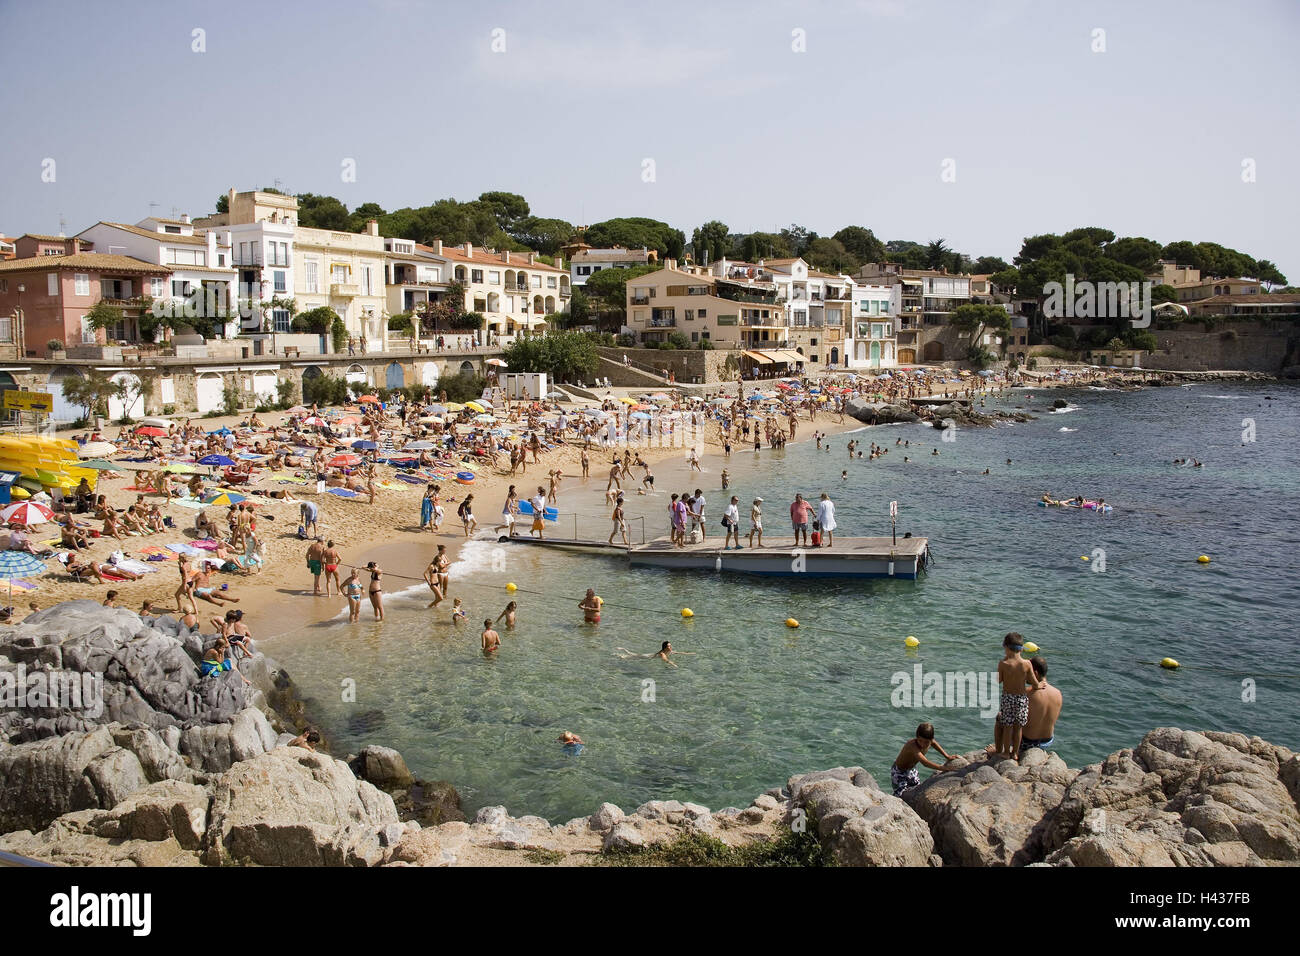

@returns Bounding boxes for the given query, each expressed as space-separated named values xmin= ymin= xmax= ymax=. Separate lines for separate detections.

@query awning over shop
xmin=775 ymin=349 xmax=805 ymax=363
xmin=743 ymin=350 xmax=775 ymax=364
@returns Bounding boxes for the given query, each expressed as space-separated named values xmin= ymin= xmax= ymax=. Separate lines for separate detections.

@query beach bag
xmin=297 ymin=525 xmax=307 ymax=539
xmin=688 ymin=528 xmax=701 ymax=544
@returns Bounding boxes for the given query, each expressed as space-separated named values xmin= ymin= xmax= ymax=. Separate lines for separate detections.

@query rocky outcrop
xmin=845 ymin=397 xmax=920 ymax=425
xmin=903 ymin=748 xmax=1078 ymax=866
xmin=202 ymin=748 xmax=399 ymax=867
xmin=1042 ymin=729 xmax=1300 ymax=866
xmin=788 ymin=767 xmax=934 ymax=866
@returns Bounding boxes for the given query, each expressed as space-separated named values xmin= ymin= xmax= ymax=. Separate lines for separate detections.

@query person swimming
xmin=616 ymin=641 xmax=694 ymax=668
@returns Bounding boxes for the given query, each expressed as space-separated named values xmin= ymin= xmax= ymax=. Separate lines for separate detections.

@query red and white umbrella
xmin=485 ymin=358 xmax=508 ymax=367
xmin=301 ymin=417 xmax=328 ymax=427
xmin=1 ymin=501 xmax=55 ymax=525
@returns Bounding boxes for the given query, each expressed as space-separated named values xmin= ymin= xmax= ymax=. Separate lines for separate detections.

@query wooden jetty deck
xmin=500 ymin=533 xmax=929 ymax=579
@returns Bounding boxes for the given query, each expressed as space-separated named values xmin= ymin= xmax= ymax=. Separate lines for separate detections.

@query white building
xmin=846 ymin=283 xmax=899 ymax=369
xmin=570 ymin=246 xmax=654 ymax=287
xmin=76 ymin=217 xmax=240 ymax=337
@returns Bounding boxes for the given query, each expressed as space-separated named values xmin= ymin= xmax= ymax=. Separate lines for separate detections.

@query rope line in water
xmin=355 ymin=562 xmax=1288 ymax=680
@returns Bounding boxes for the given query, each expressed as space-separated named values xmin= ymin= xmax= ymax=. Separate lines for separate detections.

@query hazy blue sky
xmin=2 ymin=0 xmax=1297 ymax=277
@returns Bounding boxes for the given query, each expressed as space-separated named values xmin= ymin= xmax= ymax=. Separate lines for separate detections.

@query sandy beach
xmin=6 ymin=369 xmax=1097 ymax=639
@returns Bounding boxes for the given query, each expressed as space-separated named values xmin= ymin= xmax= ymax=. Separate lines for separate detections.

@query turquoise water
xmin=268 ymin=383 xmax=1300 ymax=822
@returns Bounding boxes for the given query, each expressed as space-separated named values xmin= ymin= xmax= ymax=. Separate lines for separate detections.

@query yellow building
xmin=293 ymin=221 xmax=388 ymax=347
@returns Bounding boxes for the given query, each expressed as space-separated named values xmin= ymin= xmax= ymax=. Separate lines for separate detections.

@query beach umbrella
xmin=485 ymin=357 xmax=508 ymax=367
xmin=358 ymin=395 xmax=380 ymax=404
xmin=328 ymin=454 xmax=362 ymax=467
xmin=285 ymin=405 xmax=309 ymax=415
xmin=337 ymin=415 xmax=362 ymax=425
xmin=444 ymin=402 xmax=466 ymax=412
xmin=978 ymin=370 xmax=994 ymax=377
xmin=617 ymin=397 xmax=637 ymax=405
xmin=1 ymin=501 xmax=54 ymax=525
xmin=351 ymin=440 xmax=378 ymax=450
xmin=76 ymin=441 xmax=118 ymax=459
xmin=163 ymin=463 xmax=197 ymax=473
xmin=78 ymin=459 xmax=124 ymax=471
xmin=198 ymin=455 xmax=236 ymax=467
xmin=208 ymin=427 xmax=234 ymax=436
xmin=135 ymin=425 xmax=168 ymax=438
xmin=465 ymin=401 xmax=487 ymax=414
xmin=300 ymin=417 xmax=327 ymax=428
xmin=423 ymin=404 xmax=448 ymax=415
xmin=629 ymin=411 xmax=652 ymax=421
xmin=473 ymin=414 xmax=496 ymax=423
xmin=0 ymin=550 xmax=48 ymax=610
xmin=404 ymin=440 xmax=436 ymax=450
xmin=137 ymin=416 xmax=171 ymax=428
xmin=203 ymin=490 xmax=247 ymax=507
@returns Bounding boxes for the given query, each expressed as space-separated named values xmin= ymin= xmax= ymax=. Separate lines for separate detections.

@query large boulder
xmin=903 ymin=748 xmax=1078 ymax=866
xmin=179 ymin=707 xmax=278 ymax=772
xmin=844 ymin=398 xmax=920 ymax=425
xmin=202 ymin=747 xmax=399 ymax=867
xmin=350 ymin=744 xmax=415 ymax=789
xmin=0 ymin=727 xmax=117 ymax=831
xmin=1043 ymin=728 xmax=1300 ymax=866
xmin=0 ymin=603 xmax=261 ymax=742
xmin=789 ymin=766 xmax=933 ymax=866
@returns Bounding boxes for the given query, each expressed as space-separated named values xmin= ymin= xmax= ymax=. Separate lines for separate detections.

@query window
xmin=471 ymin=269 xmax=483 ymax=284
xmin=217 ymin=253 xmax=225 ymax=266
xmin=164 ymin=225 xmax=181 ymax=234
xmin=547 ymin=276 xmax=556 ymax=288
xmin=577 ymin=266 xmax=590 ymax=276
xmin=80 ymin=316 xmax=95 ymax=344
xmin=74 ymin=273 xmax=90 ymax=296
xmin=810 ymin=355 xmax=818 ymax=363
xmin=272 ymin=309 xmax=290 ymax=333
xmin=0 ymin=280 xmax=6 ymax=293
xmin=531 ymin=275 xmax=541 ymax=288
xmin=811 ymin=338 xmax=818 ymax=346
xmin=304 ymin=261 xmax=319 ymax=293
xmin=273 ymin=271 xmax=286 ymax=293
xmin=489 ymin=271 xmax=500 ymax=284
xmin=591 ymin=266 xmax=601 ymax=273
xmin=685 ymin=310 xmax=695 ymax=321
xmin=362 ymin=266 xmax=373 ymax=296
xmin=150 ymin=278 xmax=164 ymax=296
xmin=691 ymin=332 xmax=698 ymax=342
xmin=48 ymin=273 xmax=58 ymax=296
xmin=171 ymin=279 xmax=192 ymax=297
xmin=699 ymin=309 xmax=707 ymax=318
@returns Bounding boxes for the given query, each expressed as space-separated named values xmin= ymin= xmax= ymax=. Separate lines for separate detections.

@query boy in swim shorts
xmin=994 ymin=632 xmax=1041 ymax=759
xmin=579 ymin=588 xmax=603 ymax=624
xmin=890 ymin=723 xmax=956 ymax=797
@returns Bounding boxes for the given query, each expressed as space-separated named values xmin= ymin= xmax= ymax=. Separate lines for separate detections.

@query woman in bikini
xmin=343 ymin=568 xmax=364 ymax=623
xmin=366 ymin=561 xmax=385 ymax=621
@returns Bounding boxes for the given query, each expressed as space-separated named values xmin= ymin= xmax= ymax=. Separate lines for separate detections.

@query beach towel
xmin=190 ymin=539 xmax=219 ymax=550
xmin=326 ymin=488 xmax=358 ymax=498
xmin=394 ymin=473 xmax=425 ymax=485
xmin=110 ymin=557 xmax=156 ymax=575
xmin=169 ymin=497 xmax=206 ymax=510
xmin=138 ymin=546 xmax=176 ymax=561
xmin=124 ymin=486 xmax=159 ymax=492
xmin=165 ymin=543 xmax=202 ymax=556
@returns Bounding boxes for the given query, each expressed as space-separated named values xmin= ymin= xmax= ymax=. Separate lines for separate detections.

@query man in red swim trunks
xmin=579 ymin=588 xmax=603 ymax=624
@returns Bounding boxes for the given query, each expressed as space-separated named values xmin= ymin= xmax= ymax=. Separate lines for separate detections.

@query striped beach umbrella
xmin=0 ymin=550 xmax=48 ymax=610
xmin=203 ymin=490 xmax=247 ymax=507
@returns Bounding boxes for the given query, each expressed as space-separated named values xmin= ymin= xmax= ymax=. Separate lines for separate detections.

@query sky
xmin=2 ymin=0 xmax=1298 ymax=278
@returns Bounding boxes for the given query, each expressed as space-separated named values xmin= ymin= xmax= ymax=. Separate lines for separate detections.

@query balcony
xmin=630 ymin=296 xmax=650 ymax=306
xmin=331 ymin=283 xmax=360 ymax=297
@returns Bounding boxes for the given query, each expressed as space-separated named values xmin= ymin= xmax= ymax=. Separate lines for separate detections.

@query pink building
xmin=0 ymin=235 xmax=169 ymax=356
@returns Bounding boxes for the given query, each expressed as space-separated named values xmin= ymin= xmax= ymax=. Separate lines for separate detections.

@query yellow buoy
xmin=506 ymin=582 xmax=517 ymax=592
xmin=681 ymin=608 xmax=694 ymax=618
xmin=785 ymin=618 xmax=799 ymax=628
xmin=905 ymin=636 xmax=920 ymax=648
xmin=1197 ymin=555 xmax=1211 ymax=564
xmin=1160 ymin=657 xmax=1180 ymax=669
xmin=1023 ymin=641 xmax=1039 ymax=654
xmin=1080 ymin=555 xmax=1089 ymax=561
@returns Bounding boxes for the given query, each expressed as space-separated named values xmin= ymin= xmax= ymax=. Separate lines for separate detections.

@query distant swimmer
xmin=617 ymin=641 xmax=694 ymax=667
xmin=558 ymin=730 xmax=584 ymax=756
xmin=579 ymin=588 xmax=603 ymax=624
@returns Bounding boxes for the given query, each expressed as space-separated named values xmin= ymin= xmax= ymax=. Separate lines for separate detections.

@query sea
xmin=266 ymin=382 xmax=1300 ymax=823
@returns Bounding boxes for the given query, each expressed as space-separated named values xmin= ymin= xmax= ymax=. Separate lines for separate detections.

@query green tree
xmin=804 ymin=237 xmax=858 ymax=275
xmin=449 ymin=311 xmax=485 ymax=331
xmin=347 ymin=202 xmax=387 ymax=232
xmin=296 ymin=193 xmax=351 ymax=230
xmin=924 ymin=239 xmax=952 ymax=270
xmin=215 ymin=194 xmax=229 ymax=214
xmin=779 ymin=225 xmax=816 ymax=256
xmin=478 ymin=191 xmax=530 ymax=230
xmin=84 ymin=300 xmax=124 ymax=333
xmin=566 ymin=289 xmax=592 ymax=327
xmin=61 ymin=369 xmax=117 ymax=422
xmin=691 ymin=220 xmax=730 ymax=265
xmin=950 ymin=304 xmax=1012 ymax=354
xmin=971 ymin=256 xmax=1010 ymax=274
xmin=584 ymin=218 xmax=685 ymax=259
xmin=734 ymin=232 xmax=792 ymax=262
xmin=113 ymin=365 xmax=160 ymax=422
xmin=293 ymin=306 xmax=338 ymax=334
xmin=500 ymin=332 xmax=599 ymax=383
xmin=1151 ymin=284 xmax=1178 ymax=304
xmin=832 ymin=226 xmax=886 ymax=265
xmin=510 ymin=216 xmax=574 ymax=255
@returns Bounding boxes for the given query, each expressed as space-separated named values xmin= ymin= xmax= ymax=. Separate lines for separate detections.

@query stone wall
xmin=1143 ymin=323 xmax=1297 ymax=373
xmin=599 ymin=347 xmax=737 ymax=385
